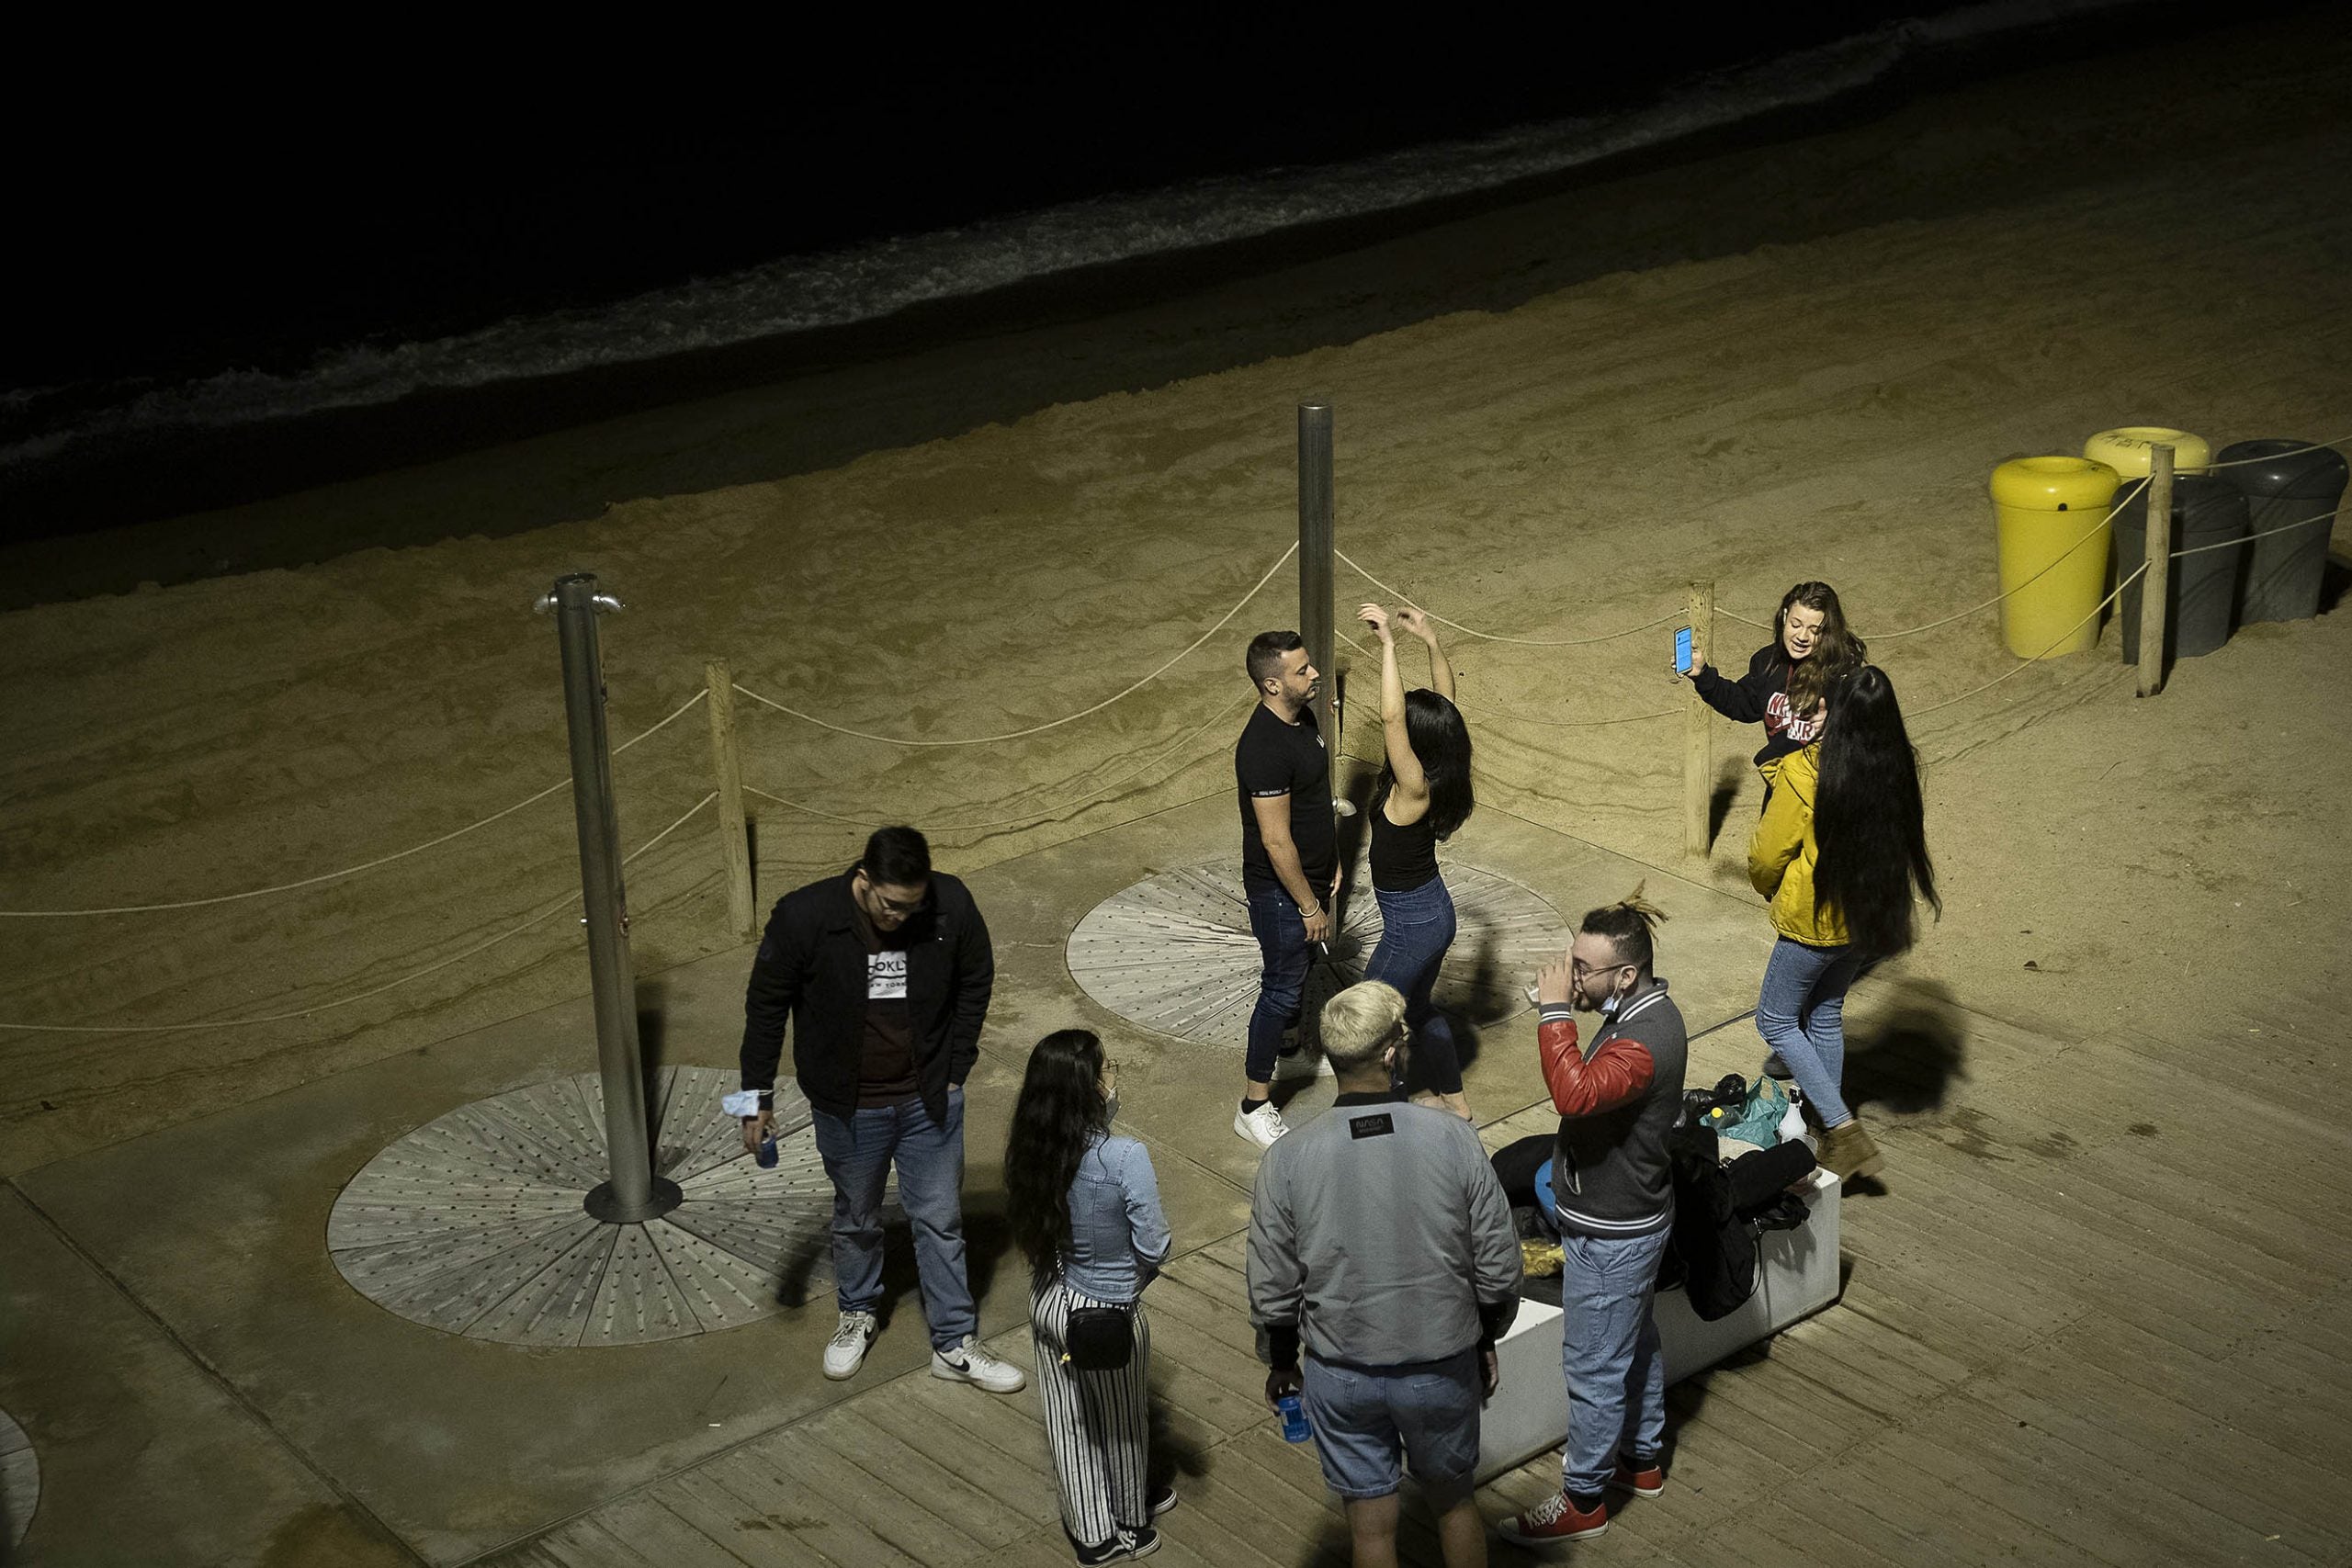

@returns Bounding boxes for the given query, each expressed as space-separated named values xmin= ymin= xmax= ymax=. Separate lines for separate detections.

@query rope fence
xmin=1336 ymin=548 xmax=1682 ymax=647
xmin=6 ymin=419 xmax=2342 ymax=1041
xmin=0 ymin=687 xmax=709 ymax=918
xmin=728 ymin=543 xmax=1295 ymax=748
xmin=741 ymin=693 xmax=1253 ymax=837
xmin=0 ymin=793 xmax=716 ymax=1034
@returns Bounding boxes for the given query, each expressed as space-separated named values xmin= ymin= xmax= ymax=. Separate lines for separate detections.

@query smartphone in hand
xmin=1674 ymin=626 xmax=1694 ymax=675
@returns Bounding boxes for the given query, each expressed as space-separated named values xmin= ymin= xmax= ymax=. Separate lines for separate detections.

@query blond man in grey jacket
xmin=1248 ymin=980 xmax=1521 ymax=1568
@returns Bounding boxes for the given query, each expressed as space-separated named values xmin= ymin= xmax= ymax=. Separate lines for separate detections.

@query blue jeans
xmin=1246 ymin=885 xmax=1313 ymax=1084
xmin=1363 ymin=875 xmax=1463 ymax=1095
xmin=1558 ymin=1227 xmax=1670 ymax=1500
xmin=1755 ymin=937 xmax=1867 ymax=1128
xmin=1301 ymin=1350 xmax=1482 ymax=1506
xmin=810 ymin=1090 xmax=975 ymax=1350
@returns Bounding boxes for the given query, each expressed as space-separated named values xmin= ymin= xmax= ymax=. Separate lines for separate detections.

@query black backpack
xmin=1659 ymin=1077 xmax=1818 ymax=1320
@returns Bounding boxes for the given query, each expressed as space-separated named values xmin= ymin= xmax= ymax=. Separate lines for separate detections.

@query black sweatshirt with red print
xmin=1693 ymin=643 xmax=1825 ymax=766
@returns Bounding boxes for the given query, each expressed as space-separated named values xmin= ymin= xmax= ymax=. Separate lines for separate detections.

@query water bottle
xmin=1277 ymin=1393 xmax=1311 ymax=1443
xmin=755 ymin=1131 xmax=779 ymax=1168
xmin=1776 ymin=1095 xmax=1806 ymax=1147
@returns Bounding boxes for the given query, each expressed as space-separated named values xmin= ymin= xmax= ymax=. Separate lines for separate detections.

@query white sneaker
xmin=822 ymin=1310 xmax=878 ymax=1381
xmin=1233 ymin=1100 xmax=1289 ymax=1148
xmin=932 ymin=1334 xmax=1026 ymax=1393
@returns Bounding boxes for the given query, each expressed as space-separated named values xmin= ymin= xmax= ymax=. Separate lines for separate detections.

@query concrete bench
xmin=1476 ymin=1166 xmax=1842 ymax=1481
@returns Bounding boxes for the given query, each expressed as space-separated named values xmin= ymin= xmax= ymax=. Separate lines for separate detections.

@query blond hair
xmin=1319 ymin=980 xmax=1407 ymax=1070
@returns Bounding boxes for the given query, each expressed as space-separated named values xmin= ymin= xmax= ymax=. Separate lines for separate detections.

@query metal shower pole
xmin=537 ymin=571 xmax=681 ymax=1224
xmin=1297 ymin=402 xmax=1337 ymax=795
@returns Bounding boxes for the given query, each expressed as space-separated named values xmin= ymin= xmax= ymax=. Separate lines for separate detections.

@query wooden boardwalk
xmin=476 ymin=992 xmax=2352 ymax=1568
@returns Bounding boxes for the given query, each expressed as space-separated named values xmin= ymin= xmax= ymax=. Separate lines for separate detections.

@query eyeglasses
xmin=862 ymin=880 xmax=928 ymax=917
xmin=1570 ymin=959 xmax=1632 ymax=982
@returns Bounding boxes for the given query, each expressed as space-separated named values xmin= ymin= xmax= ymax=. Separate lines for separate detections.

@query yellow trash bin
xmin=2084 ymin=425 xmax=2212 ymax=479
xmin=1990 ymin=457 xmax=2122 ymax=658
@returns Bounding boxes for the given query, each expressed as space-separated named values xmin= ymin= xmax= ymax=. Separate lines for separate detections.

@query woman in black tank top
xmin=1356 ymin=602 xmax=1476 ymax=1120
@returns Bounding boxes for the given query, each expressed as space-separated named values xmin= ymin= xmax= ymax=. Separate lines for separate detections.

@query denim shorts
xmin=1300 ymin=1349 xmax=1481 ymax=1505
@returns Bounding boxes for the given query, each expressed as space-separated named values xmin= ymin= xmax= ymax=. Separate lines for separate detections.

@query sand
xmin=5 ymin=8 xmax=2351 ymax=1178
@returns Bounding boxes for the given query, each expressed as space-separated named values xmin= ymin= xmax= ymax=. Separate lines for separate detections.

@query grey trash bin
xmin=2111 ymin=475 xmax=2251 ymax=663
xmin=2217 ymin=438 xmax=2347 ymax=625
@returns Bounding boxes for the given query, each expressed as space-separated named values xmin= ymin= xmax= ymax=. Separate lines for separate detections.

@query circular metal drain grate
xmin=1 ymin=1407 xmax=35 ymax=1551
xmin=1067 ymin=859 xmax=1570 ymax=1054
xmin=329 ymin=1066 xmax=839 ymax=1346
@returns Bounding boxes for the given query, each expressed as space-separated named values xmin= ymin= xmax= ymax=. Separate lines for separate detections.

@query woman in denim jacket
xmin=1005 ymin=1030 xmax=1176 ymax=1564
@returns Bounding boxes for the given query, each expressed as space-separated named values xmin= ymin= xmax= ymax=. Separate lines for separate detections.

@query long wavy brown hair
xmin=1777 ymin=581 xmax=1867 ymax=716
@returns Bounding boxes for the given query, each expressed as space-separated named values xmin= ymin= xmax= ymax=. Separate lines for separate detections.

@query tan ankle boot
xmin=1818 ymin=1119 xmax=1884 ymax=1179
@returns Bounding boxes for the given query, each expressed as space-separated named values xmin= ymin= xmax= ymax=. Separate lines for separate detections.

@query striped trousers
xmin=1030 ymin=1279 xmax=1153 ymax=1545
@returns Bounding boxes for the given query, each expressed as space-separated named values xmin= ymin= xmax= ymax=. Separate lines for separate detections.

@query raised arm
xmin=1394 ymin=604 xmax=1454 ymax=705
xmin=1359 ymin=604 xmax=1428 ymax=804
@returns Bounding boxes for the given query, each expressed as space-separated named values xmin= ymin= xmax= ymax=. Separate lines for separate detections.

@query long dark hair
xmin=1813 ymin=666 xmax=1939 ymax=956
xmin=1003 ymin=1029 xmax=1112 ymax=1282
xmin=1371 ymin=689 xmax=1476 ymax=840
xmin=1778 ymin=581 xmax=1868 ymax=716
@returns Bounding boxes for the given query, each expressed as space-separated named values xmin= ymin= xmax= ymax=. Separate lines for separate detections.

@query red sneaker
xmin=1613 ymin=1461 xmax=1666 ymax=1498
xmin=1498 ymin=1491 xmax=1610 ymax=1545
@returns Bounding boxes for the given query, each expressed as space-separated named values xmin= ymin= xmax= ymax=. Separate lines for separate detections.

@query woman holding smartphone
xmin=1746 ymin=666 xmax=1938 ymax=1179
xmin=1684 ymin=581 xmax=1866 ymax=771
xmin=1005 ymin=1030 xmax=1176 ymax=1565
xmin=1355 ymin=602 xmax=1476 ymax=1121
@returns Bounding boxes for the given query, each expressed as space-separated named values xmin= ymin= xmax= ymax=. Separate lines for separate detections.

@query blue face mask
xmin=1104 ymin=1090 xmax=1120 ymax=1123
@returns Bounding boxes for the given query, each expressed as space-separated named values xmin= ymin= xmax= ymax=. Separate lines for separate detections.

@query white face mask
xmin=1103 ymin=1089 xmax=1120 ymax=1123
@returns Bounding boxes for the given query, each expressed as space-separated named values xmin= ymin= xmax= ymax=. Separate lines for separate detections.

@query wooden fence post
xmin=2136 ymin=443 xmax=2176 ymax=697
xmin=1683 ymin=581 xmax=1714 ymax=858
xmin=704 ymin=660 xmax=757 ymax=938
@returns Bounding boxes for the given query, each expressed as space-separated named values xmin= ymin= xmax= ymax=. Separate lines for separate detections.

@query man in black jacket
xmin=736 ymin=826 xmax=1023 ymax=1393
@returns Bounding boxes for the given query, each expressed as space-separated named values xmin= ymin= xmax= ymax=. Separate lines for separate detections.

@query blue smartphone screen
xmin=1675 ymin=626 xmax=1693 ymax=671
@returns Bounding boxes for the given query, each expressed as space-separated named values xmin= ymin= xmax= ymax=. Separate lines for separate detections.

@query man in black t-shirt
xmin=1233 ymin=629 xmax=1340 ymax=1148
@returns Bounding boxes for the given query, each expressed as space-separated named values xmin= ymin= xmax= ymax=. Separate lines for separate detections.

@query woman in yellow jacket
xmin=1747 ymin=666 xmax=1938 ymax=1179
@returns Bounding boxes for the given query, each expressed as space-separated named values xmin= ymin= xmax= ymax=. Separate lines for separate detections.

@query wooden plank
xmin=1685 ymin=1348 xmax=1895 ymax=1460
xmin=1966 ymin=1354 xmax=2350 ymax=1559
xmin=699 ymin=1450 xmax=924 ymax=1568
xmin=897 ymin=1363 xmax=1059 ymax=1472
xmin=1838 ymin=1222 xmax=2089 ymax=1340
xmin=645 ymin=1470 xmax=832 ymax=1568
xmin=854 ymin=1396 xmax=1063 ymax=1535
xmin=1138 ymin=1311 xmax=1283 ymax=1435
xmin=1758 ymin=1483 xmax=1956 ymax=1568
xmin=1755 ymin=1312 xmax=1956 ymax=1424
xmin=1835 ymin=1436 xmax=2069 ymax=1566
xmin=587 ymin=1495 xmax=763 ymax=1568
xmin=1177 ymin=1440 xmax=1338 ymax=1568
xmin=1912 ymin=1395 xmax=2317 ymax=1568
xmin=809 ymin=1404 xmax=1040 ymax=1548
xmin=1896 ymin=1405 xmax=2237 ymax=1568
xmin=1165 ymin=1247 xmax=1253 ymax=1314
xmin=748 ymin=1409 xmax=997 ymax=1568
xmin=958 ymin=1531 xmax=1092 ymax=1568
xmin=523 ymin=1519 xmax=660 ymax=1568
xmin=1140 ymin=1270 xmax=1261 ymax=1358
xmin=1868 ymin=1151 xmax=2287 ymax=1357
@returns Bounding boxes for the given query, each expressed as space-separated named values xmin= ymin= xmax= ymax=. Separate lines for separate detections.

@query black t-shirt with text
xmin=850 ymin=899 xmax=920 ymax=1107
xmin=1236 ymin=703 xmax=1336 ymax=894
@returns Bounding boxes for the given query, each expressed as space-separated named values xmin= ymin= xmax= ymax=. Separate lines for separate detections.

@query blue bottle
xmin=755 ymin=1132 xmax=778 ymax=1168
xmin=1277 ymin=1394 xmax=1311 ymax=1443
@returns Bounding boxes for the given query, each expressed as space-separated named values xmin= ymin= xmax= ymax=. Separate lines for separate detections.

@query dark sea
xmin=0 ymin=0 xmax=2235 ymax=542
